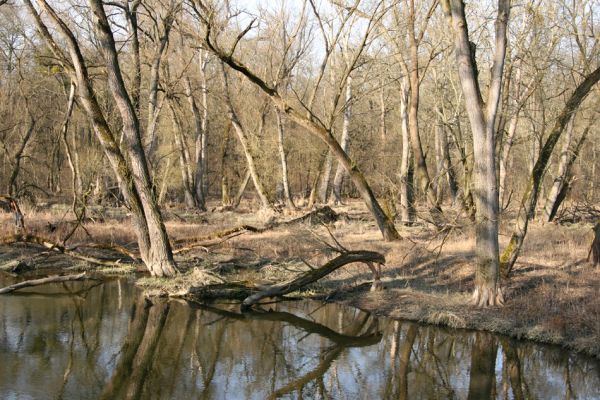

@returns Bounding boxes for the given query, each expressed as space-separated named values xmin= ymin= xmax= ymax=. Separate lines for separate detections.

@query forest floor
xmin=1 ymin=200 xmax=599 ymax=358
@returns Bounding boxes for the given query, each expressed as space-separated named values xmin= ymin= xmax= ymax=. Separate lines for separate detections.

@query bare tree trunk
xmin=8 ymin=109 xmax=35 ymax=197
xmin=439 ymin=119 xmax=458 ymax=203
xmin=124 ymin=0 xmax=141 ymax=115
xmin=275 ymin=109 xmax=295 ymax=208
xmin=220 ymin=63 xmax=272 ymax=210
xmin=543 ymin=121 xmax=589 ymax=222
xmin=59 ymin=81 xmax=80 ymax=211
xmin=317 ymin=149 xmax=333 ymax=204
xmin=168 ymin=100 xmax=196 ymax=208
xmin=89 ymin=0 xmax=176 ymax=277
xmin=27 ymin=0 xmax=177 ymax=276
xmin=379 ymin=78 xmax=386 ymax=140
xmin=204 ymin=31 xmax=400 ymax=240
xmin=145 ymin=5 xmax=176 ymax=162
xmin=184 ymin=75 xmax=206 ymax=210
xmin=232 ymin=169 xmax=251 ymax=209
xmin=333 ymin=75 xmax=352 ymax=205
xmin=500 ymin=65 xmax=600 ymax=277
xmin=543 ymin=118 xmax=574 ymax=222
xmin=398 ymin=77 xmax=413 ymax=224
xmin=443 ymin=0 xmax=510 ymax=306
xmin=590 ymin=222 xmax=600 ymax=267
xmin=220 ymin=125 xmax=231 ymax=206
xmin=185 ymin=50 xmax=209 ymax=210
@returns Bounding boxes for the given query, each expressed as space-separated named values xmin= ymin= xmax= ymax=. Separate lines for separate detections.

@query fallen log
xmin=171 ymin=225 xmax=259 ymax=246
xmin=241 ymin=250 xmax=385 ymax=309
xmin=0 ymin=272 xmax=90 ymax=294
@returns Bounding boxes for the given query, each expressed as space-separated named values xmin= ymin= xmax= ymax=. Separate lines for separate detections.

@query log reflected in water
xmin=0 ymin=280 xmax=599 ymax=399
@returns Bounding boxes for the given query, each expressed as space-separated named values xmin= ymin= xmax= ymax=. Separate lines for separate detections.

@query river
xmin=0 ymin=277 xmax=598 ymax=399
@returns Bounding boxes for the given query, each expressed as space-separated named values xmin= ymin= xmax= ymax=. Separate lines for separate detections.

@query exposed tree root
xmin=471 ymin=284 xmax=505 ymax=307
xmin=0 ymin=272 xmax=94 ymax=294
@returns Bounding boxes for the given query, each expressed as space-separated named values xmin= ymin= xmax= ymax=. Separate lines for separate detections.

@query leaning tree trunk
xmin=26 ymin=0 xmax=153 ymax=271
xmin=206 ymin=37 xmax=400 ymax=241
xmin=500 ymin=65 xmax=600 ymax=277
xmin=275 ymin=109 xmax=295 ymax=209
xmin=220 ymin=64 xmax=272 ymax=210
xmin=90 ymin=0 xmax=177 ymax=277
xmin=544 ymin=127 xmax=589 ymax=222
xmin=333 ymin=75 xmax=352 ymax=205
xmin=543 ymin=119 xmax=590 ymax=222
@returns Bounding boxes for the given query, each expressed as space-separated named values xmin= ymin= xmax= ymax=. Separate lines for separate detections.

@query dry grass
xmin=1 ymin=199 xmax=599 ymax=357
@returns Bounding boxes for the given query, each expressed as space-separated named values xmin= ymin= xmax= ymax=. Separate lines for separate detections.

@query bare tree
xmin=442 ymin=0 xmax=510 ymax=306
xmin=25 ymin=0 xmax=177 ymax=276
xmin=190 ymin=0 xmax=401 ymax=240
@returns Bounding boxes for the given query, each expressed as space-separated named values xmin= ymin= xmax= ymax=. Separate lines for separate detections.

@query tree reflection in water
xmin=0 ymin=279 xmax=599 ymax=399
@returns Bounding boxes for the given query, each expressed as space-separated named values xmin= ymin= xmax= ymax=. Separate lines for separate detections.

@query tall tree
xmin=25 ymin=0 xmax=177 ymax=276
xmin=442 ymin=0 xmax=510 ymax=306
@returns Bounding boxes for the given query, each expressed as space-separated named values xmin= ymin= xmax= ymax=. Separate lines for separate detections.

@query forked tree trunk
xmin=444 ymin=0 xmax=510 ymax=306
xmin=27 ymin=0 xmax=177 ymax=277
xmin=220 ymin=64 xmax=272 ymax=210
xmin=90 ymin=0 xmax=176 ymax=277
xmin=500 ymin=65 xmax=600 ymax=277
xmin=275 ymin=110 xmax=295 ymax=208
xmin=333 ymin=76 xmax=352 ymax=205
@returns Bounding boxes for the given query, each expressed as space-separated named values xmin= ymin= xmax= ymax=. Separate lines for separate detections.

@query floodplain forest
xmin=1 ymin=0 xmax=600 ymax=360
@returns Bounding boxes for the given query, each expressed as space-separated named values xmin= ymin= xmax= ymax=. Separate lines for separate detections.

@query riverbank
xmin=1 ymin=200 xmax=598 ymax=358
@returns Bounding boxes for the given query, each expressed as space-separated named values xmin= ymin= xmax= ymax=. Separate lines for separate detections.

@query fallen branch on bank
xmin=0 ymin=272 xmax=93 ymax=294
xmin=241 ymin=250 xmax=385 ymax=309
xmin=171 ymin=225 xmax=259 ymax=246
xmin=1 ymin=234 xmax=135 ymax=267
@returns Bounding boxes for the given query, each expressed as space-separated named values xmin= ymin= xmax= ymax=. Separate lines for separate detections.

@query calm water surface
xmin=0 ymin=277 xmax=599 ymax=399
